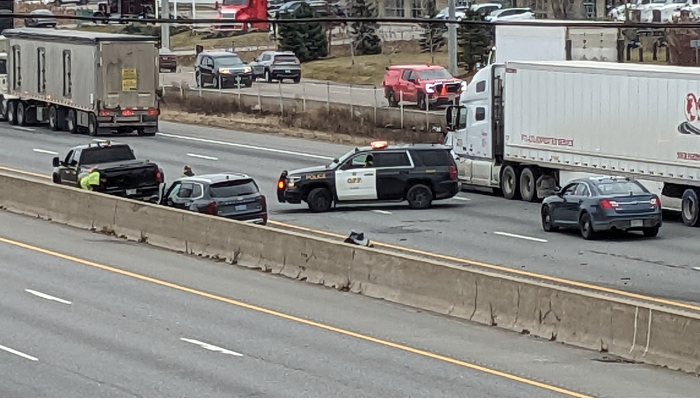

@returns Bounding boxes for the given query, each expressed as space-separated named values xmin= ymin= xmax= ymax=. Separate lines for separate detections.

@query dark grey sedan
xmin=162 ymin=173 xmax=267 ymax=225
xmin=540 ymin=176 xmax=662 ymax=240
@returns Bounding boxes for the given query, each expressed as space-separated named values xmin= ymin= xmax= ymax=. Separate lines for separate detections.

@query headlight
xmin=244 ymin=66 xmax=252 ymax=73
xmin=460 ymin=81 xmax=467 ymax=91
xmin=425 ymin=84 xmax=435 ymax=94
xmin=288 ymin=176 xmax=301 ymax=187
xmin=219 ymin=68 xmax=230 ymax=74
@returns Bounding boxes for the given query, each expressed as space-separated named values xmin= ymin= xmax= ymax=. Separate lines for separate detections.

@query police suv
xmin=276 ymin=141 xmax=459 ymax=212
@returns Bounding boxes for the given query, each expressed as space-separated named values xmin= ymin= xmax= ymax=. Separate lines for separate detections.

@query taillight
xmin=147 ymin=107 xmax=159 ymax=116
xmin=277 ymin=179 xmax=285 ymax=190
xmin=155 ymin=169 xmax=162 ymax=183
xmin=449 ymin=166 xmax=457 ymax=180
xmin=122 ymin=108 xmax=135 ymax=117
xmin=599 ymin=199 xmax=620 ymax=210
xmin=207 ymin=201 xmax=217 ymax=215
xmin=99 ymin=110 xmax=110 ymax=117
xmin=651 ymin=195 xmax=661 ymax=208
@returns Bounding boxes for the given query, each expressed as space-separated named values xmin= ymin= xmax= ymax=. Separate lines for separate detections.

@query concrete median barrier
xmin=0 ymin=171 xmax=699 ymax=374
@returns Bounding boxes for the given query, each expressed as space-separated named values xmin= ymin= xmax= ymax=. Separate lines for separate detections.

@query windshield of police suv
xmin=417 ymin=68 xmax=453 ymax=80
xmin=209 ymin=179 xmax=259 ymax=197
xmin=594 ymin=181 xmax=648 ymax=196
xmin=80 ymin=146 xmax=136 ymax=165
xmin=326 ymin=149 xmax=357 ymax=169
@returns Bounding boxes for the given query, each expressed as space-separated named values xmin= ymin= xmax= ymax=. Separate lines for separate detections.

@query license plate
xmin=285 ymin=69 xmax=291 ymax=73
xmin=126 ymin=189 xmax=137 ymax=195
xmin=235 ymin=205 xmax=246 ymax=211
xmin=630 ymin=220 xmax=643 ymax=227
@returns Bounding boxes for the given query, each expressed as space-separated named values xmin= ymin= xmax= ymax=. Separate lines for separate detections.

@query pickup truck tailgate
xmin=102 ymin=165 xmax=159 ymax=189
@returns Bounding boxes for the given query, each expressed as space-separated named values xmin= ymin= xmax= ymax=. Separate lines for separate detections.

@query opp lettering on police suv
xmin=276 ymin=140 xmax=460 ymax=212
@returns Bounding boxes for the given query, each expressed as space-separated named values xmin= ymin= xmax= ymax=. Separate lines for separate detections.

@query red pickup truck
xmin=383 ymin=64 xmax=465 ymax=110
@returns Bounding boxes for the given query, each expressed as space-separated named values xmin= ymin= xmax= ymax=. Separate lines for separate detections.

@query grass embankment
xmin=301 ymin=51 xmax=449 ymax=87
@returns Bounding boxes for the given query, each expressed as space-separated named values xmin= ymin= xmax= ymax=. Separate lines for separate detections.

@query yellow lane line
xmin=0 ymin=236 xmax=589 ymax=398
xmin=3 ymin=164 xmax=698 ymax=314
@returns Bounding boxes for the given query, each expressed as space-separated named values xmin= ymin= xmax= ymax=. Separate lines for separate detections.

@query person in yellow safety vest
xmin=80 ymin=167 xmax=103 ymax=191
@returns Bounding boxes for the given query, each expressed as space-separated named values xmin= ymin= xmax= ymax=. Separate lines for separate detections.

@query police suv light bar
xmin=371 ymin=140 xmax=388 ymax=149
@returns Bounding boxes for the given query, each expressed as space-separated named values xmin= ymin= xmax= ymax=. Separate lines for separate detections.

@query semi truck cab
xmin=445 ymin=64 xmax=521 ymax=192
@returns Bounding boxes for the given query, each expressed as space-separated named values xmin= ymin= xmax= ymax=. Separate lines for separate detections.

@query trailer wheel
xmin=519 ymin=167 xmax=540 ymax=202
xmin=67 ymin=109 xmax=79 ymax=134
xmin=48 ymin=106 xmax=60 ymax=131
xmin=87 ymin=113 xmax=98 ymax=136
xmin=681 ymin=189 xmax=700 ymax=227
xmin=500 ymin=164 xmax=520 ymax=200
xmin=6 ymin=101 xmax=16 ymax=126
xmin=16 ymin=102 xmax=27 ymax=126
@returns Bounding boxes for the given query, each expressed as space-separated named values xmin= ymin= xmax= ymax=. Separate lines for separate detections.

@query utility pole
xmin=447 ymin=0 xmax=458 ymax=76
xmin=161 ymin=0 xmax=171 ymax=49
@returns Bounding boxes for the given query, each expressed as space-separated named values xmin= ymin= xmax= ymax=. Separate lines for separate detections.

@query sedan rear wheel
xmin=642 ymin=226 xmax=659 ymax=238
xmin=579 ymin=212 xmax=596 ymax=240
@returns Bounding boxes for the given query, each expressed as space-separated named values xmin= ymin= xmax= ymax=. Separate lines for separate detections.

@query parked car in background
xmin=250 ymin=51 xmax=301 ymax=83
xmin=383 ymin=64 xmax=466 ymax=110
xmin=42 ymin=0 xmax=90 ymax=5
xmin=540 ymin=176 xmax=662 ymax=240
xmin=162 ymin=173 xmax=268 ymax=225
xmin=471 ymin=2 xmax=502 ymax=17
xmin=24 ymin=9 xmax=57 ymax=28
xmin=158 ymin=47 xmax=177 ymax=73
xmin=194 ymin=51 xmax=253 ymax=88
xmin=485 ymin=7 xmax=535 ymax=21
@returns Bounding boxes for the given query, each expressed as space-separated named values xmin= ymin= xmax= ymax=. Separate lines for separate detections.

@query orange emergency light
xmin=370 ymin=140 xmax=388 ymax=149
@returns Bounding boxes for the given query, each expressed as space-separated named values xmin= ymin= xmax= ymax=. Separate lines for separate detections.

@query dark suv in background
xmin=195 ymin=51 xmax=254 ymax=89
xmin=163 ymin=173 xmax=268 ymax=225
xmin=249 ymin=51 xmax=301 ymax=83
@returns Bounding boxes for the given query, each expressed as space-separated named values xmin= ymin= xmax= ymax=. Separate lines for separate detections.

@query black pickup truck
xmin=52 ymin=141 xmax=164 ymax=202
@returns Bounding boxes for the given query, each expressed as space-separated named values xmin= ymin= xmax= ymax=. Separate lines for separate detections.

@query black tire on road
xmin=642 ymin=226 xmax=660 ymax=237
xmin=500 ymin=164 xmax=519 ymax=200
xmin=16 ymin=102 xmax=26 ymax=126
xmin=265 ymin=69 xmax=272 ymax=83
xmin=519 ymin=167 xmax=539 ymax=202
xmin=579 ymin=212 xmax=597 ymax=240
xmin=52 ymin=173 xmax=61 ymax=184
xmin=7 ymin=101 xmax=17 ymax=126
xmin=87 ymin=113 xmax=98 ymax=136
xmin=406 ymin=184 xmax=433 ymax=209
xmin=67 ymin=109 xmax=79 ymax=134
xmin=293 ymin=76 xmax=301 ymax=84
xmin=48 ymin=106 xmax=60 ymax=131
xmin=307 ymin=187 xmax=332 ymax=213
xmin=681 ymin=189 xmax=700 ymax=227
xmin=541 ymin=205 xmax=557 ymax=232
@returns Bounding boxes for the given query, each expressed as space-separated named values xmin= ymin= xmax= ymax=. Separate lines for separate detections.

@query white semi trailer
xmin=0 ymin=28 xmax=160 ymax=136
xmin=487 ymin=22 xmax=622 ymax=65
xmin=445 ymin=60 xmax=700 ymax=227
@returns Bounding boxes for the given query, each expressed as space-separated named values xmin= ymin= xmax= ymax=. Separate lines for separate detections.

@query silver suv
xmin=249 ymin=51 xmax=301 ymax=84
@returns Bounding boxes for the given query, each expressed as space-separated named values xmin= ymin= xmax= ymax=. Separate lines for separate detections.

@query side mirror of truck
xmin=52 ymin=157 xmax=60 ymax=168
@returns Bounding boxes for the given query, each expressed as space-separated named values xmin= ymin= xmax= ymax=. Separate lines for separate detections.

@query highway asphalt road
xmin=160 ymin=71 xmax=445 ymax=113
xmin=2 ymin=211 xmax=700 ymax=397
xmin=2 ymin=121 xmax=700 ymax=309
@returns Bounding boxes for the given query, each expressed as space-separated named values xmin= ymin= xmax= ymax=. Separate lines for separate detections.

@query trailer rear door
xmin=100 ymin=41 xmax=157 ymax=110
